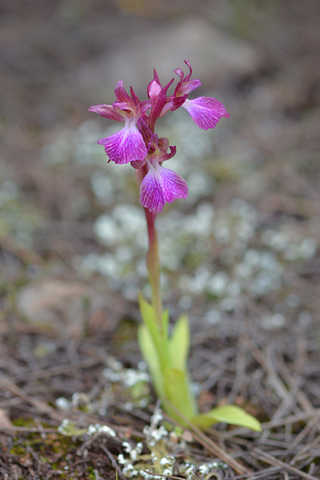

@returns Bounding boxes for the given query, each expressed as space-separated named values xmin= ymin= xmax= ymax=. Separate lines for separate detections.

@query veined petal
xmin=140 ymin=100 xmax=153 ymax=113
xmin=140 ymin=163 xmax=188 ymax=213
xmin=183 ymin=97 xmax=230 ymax=131
xmin=130 ymin=86 xmax=141 ymax=107
xmin=175 ymin=79 xmax=201 ymax=96
xmin=147 ymin=78 xmax=162 ymax=101
xmin=98 ymin=124 xmax=147 ymax=164
xmin=89 ymin=104 xmax=124 ymax=122
xmin=114 ymin=80 xmax=132 ymax=103
xmin=149 ymin=78 xmax=174 ymax=130
xmin=159 ymin=165 xmax=188 ymax=203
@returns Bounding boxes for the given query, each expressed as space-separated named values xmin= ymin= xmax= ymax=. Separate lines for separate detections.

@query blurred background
xmin=0 ymin=0 xmax=320 ymax=337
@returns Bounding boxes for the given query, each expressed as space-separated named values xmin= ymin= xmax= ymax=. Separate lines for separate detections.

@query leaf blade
xmin=192 ymin=405 xmax=261 ymax=431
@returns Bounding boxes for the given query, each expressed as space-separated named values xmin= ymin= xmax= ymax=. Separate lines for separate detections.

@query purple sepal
xmin=174 ymin=60 xmax=201 ymax=96
xmin=171 ymin=94 xmax=188 ymax=111
xmin=149 ymin=78 xmax=174 ymax=130
xmin=98 ymin=124 xmax=147 ymax=164
xmin=147 ymin=69 xmax=162 ymax=101
xmin=114 ymin=81 xmax=132 ymax=103
xmin=137 ymin=117 xmax=153 ymax=145
xmin=183 ymin=97 xmax=230 ymax=130
xmin=140 ymin=163 xmax=188 ymax=212
xmin=130 ymin=86 xmax=141 ymax=107
xmin=140 ymin=100 xmax=153 ymax=114
xmin=89 ymin=104 xmax=124 ymax=122
xmin=176 ymin=79 xmax=202 ymax=96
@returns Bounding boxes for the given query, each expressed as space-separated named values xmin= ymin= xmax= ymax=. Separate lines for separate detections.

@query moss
xmin=12 ymin=417 xmax=35 ymax=428
xmin=9 ymin=444 xmax=27 ymax=456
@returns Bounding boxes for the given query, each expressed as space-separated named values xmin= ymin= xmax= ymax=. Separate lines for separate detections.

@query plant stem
xmin=144 ymin=208 xmax=163 ymax=333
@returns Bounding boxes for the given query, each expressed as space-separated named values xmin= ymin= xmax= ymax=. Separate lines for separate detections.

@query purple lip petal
xmin=140 ymin=163 xmax=188 ymax=212
xmin=97 ymin=124 xmax=147 ymax=164
xmin=89 ymin=104 xmax=124 ymax=122
xmin=140 ymin=166 xmax=165 ymax=212
xmin=182 ymin=96 xmax=230 ymax=130
xmin=158 ymin=164 xmax=188 ymax=203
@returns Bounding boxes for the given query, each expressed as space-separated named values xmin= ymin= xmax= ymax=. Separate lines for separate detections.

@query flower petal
xmin=147 ymin=79 xmax=162 ymax=101
xmin=149 ymin=78 xmax=174 ymax=130
xmin=98 ymin=124 xmax=147 ymax=164
xmin=140 ymin=166 xmax=165 ymax=212
xmin=183 ymin=97 xmax=230 ymax=130
xmin=159 ymin=165 xmax=188 ymax=203
xmin=89 ymin=104 xmax=124 ymax=122
xmin=114 ymin=80 xmax=132 ymax=103
xmin=140 ymin=164 xmax=188 ymax=212
xmin=175 ymin=79 xmax=201 ymax=96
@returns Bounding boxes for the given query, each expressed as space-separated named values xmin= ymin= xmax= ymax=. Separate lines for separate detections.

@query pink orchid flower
xmin=89 ymin=81 xmax=151 ymax=164
xmin=89 ymin=61 xmax=229 ymax=212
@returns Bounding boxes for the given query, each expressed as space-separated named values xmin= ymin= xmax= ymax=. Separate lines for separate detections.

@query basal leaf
xmin=137 ymin=324 xmax=163 ymax=399
xmin=163 ymin=367 xmax=197 ymax=422
xmin=169 ymin=314 xmax=190 ymax=370
xmin=192 ymin=405 xmax=261 ymax=431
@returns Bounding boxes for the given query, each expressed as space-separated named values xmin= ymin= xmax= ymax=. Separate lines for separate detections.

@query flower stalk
xmin=144 ymin=209 xmax=162 ymax=333
xmin=90 ymin=61 xmax=261 ymax=432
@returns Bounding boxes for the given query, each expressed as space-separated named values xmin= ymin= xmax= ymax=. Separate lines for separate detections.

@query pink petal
xmin=140 ymin=100 xmax=154 ymax=113
xmin=175 ymin=79 xmax=201 ymax=96
xmin=140 ymin=164 xmax=188 ymax=213
xmin=98 ymin=124 xmax=147 ymax=164
xmin=159 ymin=165 xmax=188 ymax=203
xmin=140 ymin=167 xmax=165 ymax=212
xmin=147 ymin=78 xmax=162 ymax=101
xmin=89 ymin=104 xmax=124 ymax=122
xmin=114 ymin=80 xmax=132 ymax=103
xmin=183 ymin=97 xmax=230 ymax=131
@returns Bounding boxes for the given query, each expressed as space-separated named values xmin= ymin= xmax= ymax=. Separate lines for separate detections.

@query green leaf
xmin=169 ymin=314 xmax=190 ymax=370
xmin=138 ymin=293 xmax=158 ymax=344
xmin=137 ymin=324 xmax=163 ymax=398
xmin=192 ymin=405 xmax=261 ymax=431
xmin=163 ymin=367 xmax=197 ymax=422
xmin=162 ymin=308 xmax=169 ymax=341
xmin=138 ymin=293 xmax=169 ymax=363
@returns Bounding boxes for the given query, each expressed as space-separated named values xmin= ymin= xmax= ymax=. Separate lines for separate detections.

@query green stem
xmin=144 ymin=208 xmax=163 ymax=333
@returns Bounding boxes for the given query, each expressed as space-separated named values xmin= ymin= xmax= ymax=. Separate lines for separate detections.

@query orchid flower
xmin=89 ymin=61 xmax=229 ymax=211
xmin=139 ymin=135 xmax=188 ymax=213
xmin=89 ymin=81 xmax=151 ymax=164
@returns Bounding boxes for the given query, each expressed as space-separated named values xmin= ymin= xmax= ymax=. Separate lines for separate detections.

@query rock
xmin=17 ymin=278 xmax=124 ymax=337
